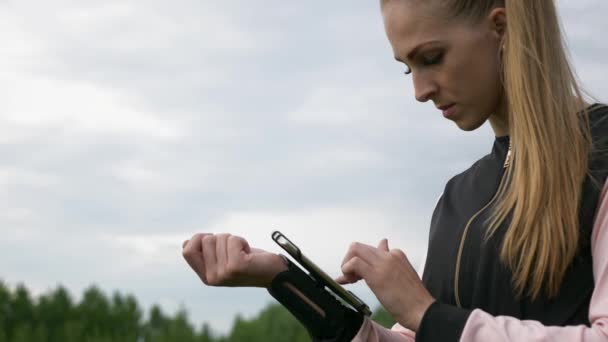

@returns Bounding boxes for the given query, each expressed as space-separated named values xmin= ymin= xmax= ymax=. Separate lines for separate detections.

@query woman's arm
xmin=454 ymin=178 xmax=608 ymax=342
xmin=351 ymin=178 xmax=608 ymax=342
xmin=414 ymin=179 xmax=608 ymax=342
xmin=352 ymin=319 xmax=415 ymax=342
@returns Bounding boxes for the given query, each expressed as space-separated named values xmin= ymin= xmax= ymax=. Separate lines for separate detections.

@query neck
xmin=489 ymin=100 xmax=509 ymax=137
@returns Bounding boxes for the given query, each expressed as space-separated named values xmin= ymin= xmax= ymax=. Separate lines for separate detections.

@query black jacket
xmin=416 ymin=104 xmax=608 ymax=341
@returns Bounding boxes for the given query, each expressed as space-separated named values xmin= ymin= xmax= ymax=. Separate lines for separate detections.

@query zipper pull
xmin=503 ymin=140 xmax=512 ymax=168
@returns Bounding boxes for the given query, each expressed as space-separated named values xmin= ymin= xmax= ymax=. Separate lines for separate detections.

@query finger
xmin=182 ymin=234 xmax=209 ymax=282
xmin=182 ymin=233 xmax=204 ymax=254
xmin=215 ymin=234 xmax=230 ymax=275
xmin=341 ymin=242 xmax=382 ymax=267
xmin=227 ymin=235 xmax=249 ymax=266
xmin=182 ymin=233 xmax=212 ymax=255
xmin=378 ymin=238 xmax=389 ymax=252
xmin=335 ymin=273 xmax=361 ymax=285
xmin=202 ymin=235 xmax=218 ymax=283
xmin=341 ymin=256 xmax=372 ymax=282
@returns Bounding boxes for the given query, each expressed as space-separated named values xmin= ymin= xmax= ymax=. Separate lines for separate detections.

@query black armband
xmin=267 ymin=254 xmax=364 ymax=342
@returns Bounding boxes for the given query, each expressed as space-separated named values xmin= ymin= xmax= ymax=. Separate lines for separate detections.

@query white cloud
xmin=0 ymin=166 xmax=56 ymax=188
xmin=288 ymin=84 xmax=401 ymax=126
xmin=2 ymin=76 xmax=184 ymax=139
xmin=206 ymin=206 xmax=430 ymax=274
xmin=0 ymin=0 xmax=606 ymax=336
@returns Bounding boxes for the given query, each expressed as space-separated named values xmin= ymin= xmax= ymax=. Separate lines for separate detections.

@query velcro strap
xmin=267 ymin=254 xmax=364 ymax=341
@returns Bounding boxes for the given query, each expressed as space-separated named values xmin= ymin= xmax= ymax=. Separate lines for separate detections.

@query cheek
xmin=442 ymin=52 xmax=502 ymax=130
xmin=470 ymin=48 xmax=503 ymax=109
xmin=450 ymin=49 xmax=503 ymax=115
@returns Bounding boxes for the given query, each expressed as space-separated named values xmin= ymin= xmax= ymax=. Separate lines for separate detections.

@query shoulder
xmin=587 ymin=103 xmax=608 ymax=189
xmin=446 ymin=137 xmax=509 ymax=187
xmin=444 ymin=153 xmax=496 ymax=191
xmin=588 ymin=103 xmax=608 ymax=138
xmin=588 ymin=102 xmax=608 ymax=118
xmin=449 ymin=155 xmax=489 ymax=180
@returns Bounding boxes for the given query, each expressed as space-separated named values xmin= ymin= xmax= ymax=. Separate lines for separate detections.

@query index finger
xmin=341 ymin=242 xmax=382 ymax=267
xmin=182 ymin=233 xmax=212 ymax=276
xmin=183 ymin=233 xmax=212 ymax=253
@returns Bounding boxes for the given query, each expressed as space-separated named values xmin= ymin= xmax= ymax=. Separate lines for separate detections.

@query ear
xmin=488 ymin=7 xmax=507 ymax=42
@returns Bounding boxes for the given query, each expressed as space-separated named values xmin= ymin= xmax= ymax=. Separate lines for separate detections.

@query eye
xmin=401 ymin=50 xmax=444 ymax=76
xmin=422 ymin=51 xmax=444 ymax=66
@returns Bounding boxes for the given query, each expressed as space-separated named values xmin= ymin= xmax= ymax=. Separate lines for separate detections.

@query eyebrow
xmin=394 ymin=40 xmax=442 ymax=62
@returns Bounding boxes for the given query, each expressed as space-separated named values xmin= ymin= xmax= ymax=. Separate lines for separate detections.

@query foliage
xmin=371 ymin=306 xmax=397 ymax=329
xmin=0 ymin=280 xmax=396 ymax=342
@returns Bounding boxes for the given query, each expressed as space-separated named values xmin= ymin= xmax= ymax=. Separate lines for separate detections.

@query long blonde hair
xmin=442 ymin=0 xmax=593 ymax=299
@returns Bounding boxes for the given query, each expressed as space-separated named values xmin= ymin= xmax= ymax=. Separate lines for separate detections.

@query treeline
xmin=0 ymin=280 xmax=395 ymax=342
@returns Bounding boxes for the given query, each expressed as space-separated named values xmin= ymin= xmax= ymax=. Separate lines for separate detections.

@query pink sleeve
xmin=351 ymin=318 xmax=415 ymax=342
xmin=459 ymin=179 xmax=608 ymax=342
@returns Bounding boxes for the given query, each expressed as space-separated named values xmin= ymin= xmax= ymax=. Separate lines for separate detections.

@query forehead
xmin=381 ymin=1 xmax=457 ymax=57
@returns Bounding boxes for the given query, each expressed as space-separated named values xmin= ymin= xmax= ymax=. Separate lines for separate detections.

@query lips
xmin=437 ymin=104 xmax=457 ymax=118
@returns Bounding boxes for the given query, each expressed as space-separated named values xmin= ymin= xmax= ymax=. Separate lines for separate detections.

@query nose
xmin=413 ymin=71 xmax=438 ymax=103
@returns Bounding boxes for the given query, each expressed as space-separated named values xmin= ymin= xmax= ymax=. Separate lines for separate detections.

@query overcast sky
xmin=1 ymin=0 xmax=607 ymax=335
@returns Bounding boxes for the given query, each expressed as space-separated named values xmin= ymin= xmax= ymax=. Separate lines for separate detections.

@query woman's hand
xmin=182 ymin=233 xmax=288 ymax=288
xmin=335 ymin=239 xmax=435 ymax=332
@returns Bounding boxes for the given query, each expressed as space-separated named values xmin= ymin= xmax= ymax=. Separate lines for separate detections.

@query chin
xmin=453 ymin=116 xmax=485 ymax=132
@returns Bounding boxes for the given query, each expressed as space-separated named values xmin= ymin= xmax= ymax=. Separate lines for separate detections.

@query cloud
xmin=2 ymin=77 xmax=184 ymax=139
xmin=0 ymin=0 xmax=606 ymax=335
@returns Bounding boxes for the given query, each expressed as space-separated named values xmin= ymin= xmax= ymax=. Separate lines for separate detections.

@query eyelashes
xmin=402 ymin=51 xmax=444 ymax=76
xmin=422 ymin=52 xmax=444 ymax=66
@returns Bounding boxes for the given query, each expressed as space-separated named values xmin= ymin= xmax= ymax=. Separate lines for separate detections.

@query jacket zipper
xmin=454 ymin=140 xmax=512 ymax=308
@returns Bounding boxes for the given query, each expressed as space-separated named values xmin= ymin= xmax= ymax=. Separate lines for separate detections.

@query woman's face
xmin=381 ymin=0 xmax=505 ymax=131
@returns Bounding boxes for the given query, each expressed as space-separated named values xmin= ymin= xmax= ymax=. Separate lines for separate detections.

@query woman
xmin=182 ymin=0 xmax=608 ymax=341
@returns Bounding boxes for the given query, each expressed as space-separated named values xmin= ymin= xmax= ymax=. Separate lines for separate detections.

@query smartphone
xmin=272 ymin=231 xmax=372 ymax=317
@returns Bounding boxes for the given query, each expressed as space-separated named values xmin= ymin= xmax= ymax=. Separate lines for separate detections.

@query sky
xmin=1 ymin=0 xmax=607 ymax=336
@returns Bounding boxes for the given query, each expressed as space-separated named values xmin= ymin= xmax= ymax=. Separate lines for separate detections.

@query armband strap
xmin=267 ymin=254 xmax=364 ymax=342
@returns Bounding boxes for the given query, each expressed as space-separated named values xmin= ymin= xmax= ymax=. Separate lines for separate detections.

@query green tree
xmin=199 ymin=323 xmax=215 ymax=342
xmin=10 ymin=284 xmax=35 ymax=340
xmin=76 ymin=285 xmax=111 ymax=338
xmin=12 ymin=323 xmax=34 ymax=342
xmin=144 ymin=304 xmax=169 ymax=341
xmin=61 ymin=319 xmax=85 ymax=342
xmin=227 ymin=304 xmax=309 ymax=342
xmin=0 ymin=281 xmax=11 ymax=341
xmin=163 ymin=309 xmax=198 ymax=342
xmin=37 ymin=285 xmax=74 ymax=341
xmin=109 ymin=291 xmax=141 ymax=340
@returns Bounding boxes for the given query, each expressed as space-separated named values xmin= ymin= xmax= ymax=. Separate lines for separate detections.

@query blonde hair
xmin=440 ymin=0 xmax=593 ymax=299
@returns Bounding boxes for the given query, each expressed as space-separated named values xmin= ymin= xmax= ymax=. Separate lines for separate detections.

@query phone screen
xmin=272 ymin=231 xmax=372 ymax=316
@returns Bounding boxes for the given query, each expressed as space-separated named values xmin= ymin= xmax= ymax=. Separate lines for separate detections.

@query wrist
xmin=395 ymin=292 xmax=435 ymax=332
xmin=264 ymin=254 xmax=289 ymax=288
xmin=266 ymin=256 xmax=364 ymax=340
xmin=415 ymin=301 xmax=472 ymax=340
xmin=410 ymin=296 xmax=435 ymax=332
